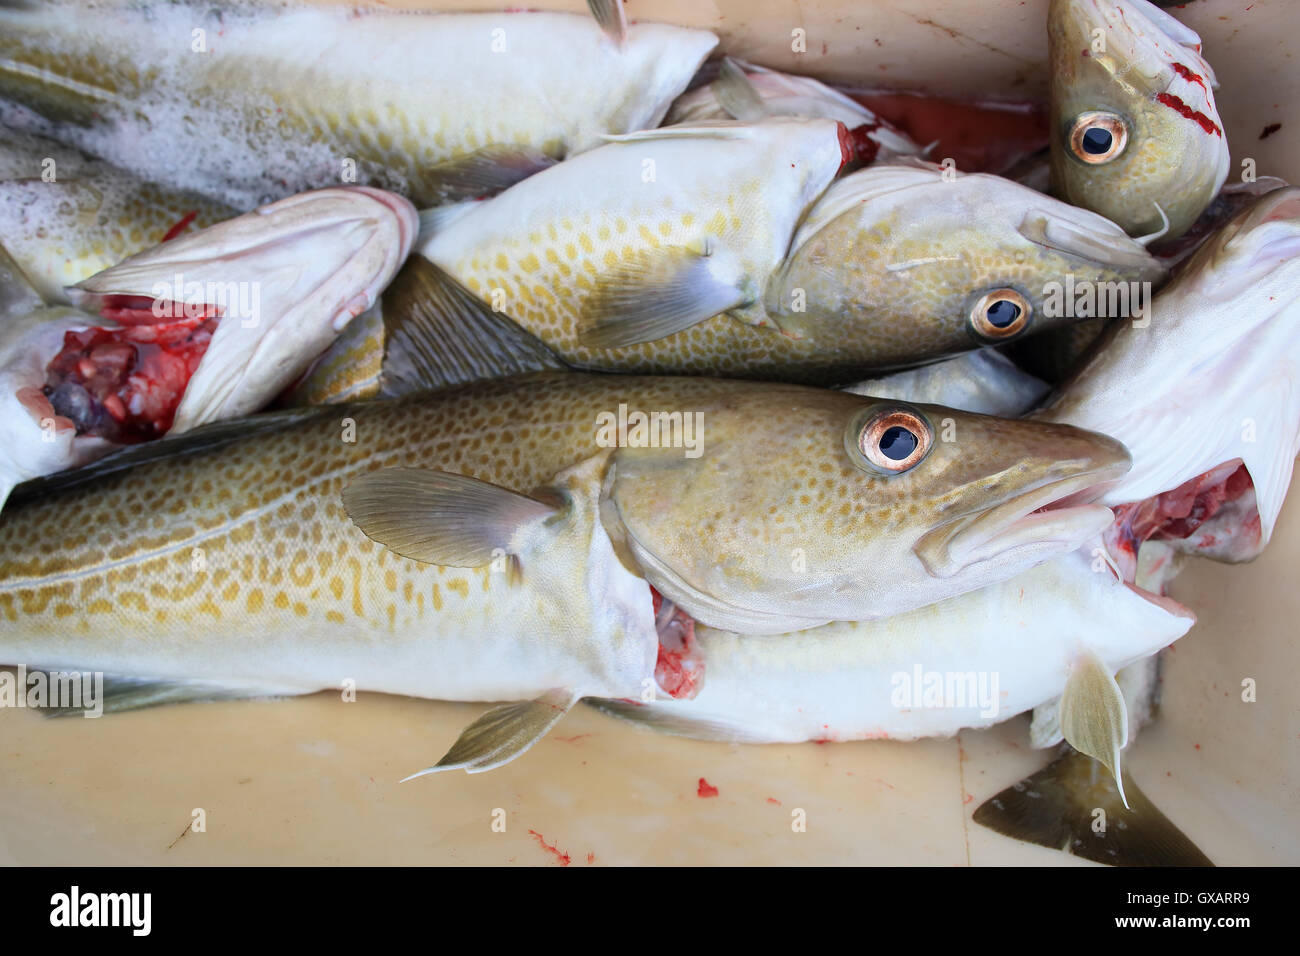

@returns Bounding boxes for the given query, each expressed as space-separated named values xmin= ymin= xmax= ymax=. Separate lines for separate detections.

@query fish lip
xmin=914 ymin=458 xmax=1131 ymax=577
xmin=1124 ymin=580 xmax=1195 ymax=621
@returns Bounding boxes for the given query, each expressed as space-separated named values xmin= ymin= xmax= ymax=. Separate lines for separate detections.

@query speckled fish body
xmin=417 ymin=127 xmax=1165 ymax=379
xmin=0 ymin=131 xmax=234 ymax=303
xmin=0 ymin=373 xmax=1131 ymax=699
xmin=0 ymin=2 xmax=717 ymax=209
xmin=1048 ymin=0 xmax=1230 ymax=239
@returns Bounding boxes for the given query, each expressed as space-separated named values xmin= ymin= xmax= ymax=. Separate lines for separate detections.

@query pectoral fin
xmin=414 ymin=145 xmax=558 ymax=205
xmin=711 ymin=58 xmax=769 ymax=121
xmin=404 ymin=689 xmax=580 ymax=778
xmin=1059 ymin=649 xmax=1129 ymax=807
xmin=586 ymin=0 xmax=626 ymax=46
xmin=580 ymin=244 xmax=745 ymax=349
xmin=342 ymin=467 xmax=557 ymax=567
xmin=972 ymin=747 xmax=1213 ymax=866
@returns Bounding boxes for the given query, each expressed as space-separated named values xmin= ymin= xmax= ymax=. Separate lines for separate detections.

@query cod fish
xmin=664 ymin=58 xmax=921 ymax=164
xmin=396 ymin=126 xmax=1165 ymax=383
xmin=0 ymin=186 xmax=416 ymax=506
xmin=594 ymin=352 xmax=1203 ymax=864
xmin=0 ymin=130 xmax=234 ymax=302
xmin=1048 ymin=0 xmax=1230 ymax=240
xmin=0 ymin=0 xmax=717 ymax=209
xmin=595 ymin=192 xmax=1300 ymax=863
xmin=1041 ymin=185 xmax=1300 ymax=567
xmin=0 ymin=373 xmax=1128 ymax=773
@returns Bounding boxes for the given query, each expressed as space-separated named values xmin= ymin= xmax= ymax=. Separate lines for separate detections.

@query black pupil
xmin=986 ymin=299 xmax=1021 ymax=328
xmin=1081 ymin=126 xmax=1113 ymax=155
xmin=879 ymin=426 xmax=918 ymax=461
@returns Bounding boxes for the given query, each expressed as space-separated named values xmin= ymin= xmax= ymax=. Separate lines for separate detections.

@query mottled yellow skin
xmin=0 ymin=375 xmax=1128 ymax=676
xmin=1048 ymin=0 xmax=1229 ymax=238
xmin=281 ymin=306 xmax=387 ymax=406
xmin=0 ymin=3 xmax=715 ymax=209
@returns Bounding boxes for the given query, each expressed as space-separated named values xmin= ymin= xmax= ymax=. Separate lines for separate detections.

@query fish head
xmin=1048 ymin=0 xmax=1230 ymax=239
xmin=600 ymin=385 xmax=1130 ymax=633
xmin=66 ymin=186 xmax=417 ymax=433
xmin=1044 ymin=186 xmax=1300 ymax=563
xmin=769 ymin=162 xmax=1167 ymax=366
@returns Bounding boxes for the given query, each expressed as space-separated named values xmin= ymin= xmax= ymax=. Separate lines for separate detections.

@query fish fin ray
xmin=5 ymin=404 xmax=337 ymax=507
xmin=341 ymin=467 xmax=556 ymax=567
xmin=378 ymin=255 xmax=566 ymax=395
xmin=972 ymin=748 xmax=1213 ymax=866
xmin=586 ymin=698 xmax=771 ymax=743
xmin=585 ymin=0 xmax=626 ymax=46
xmin=580 ymin=245 xmax=744 ymax=348
xmin=416 ymin=145 xmax=557 ymax=205
xmin=1059 ymin=648 xmax=1129 ymax=806
xmin=711 ymin=57 xmax=769 ymax=121
xmin=405 ymin=689 xmax=578 ymax=777
xmin=22 ymin=670 xmax=306 ymax=717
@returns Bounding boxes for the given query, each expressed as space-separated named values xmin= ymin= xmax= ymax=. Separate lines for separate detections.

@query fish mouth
xmin=915 ymin=457 xmax=1130 ymax=577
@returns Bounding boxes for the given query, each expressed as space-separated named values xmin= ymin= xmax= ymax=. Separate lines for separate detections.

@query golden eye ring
xmin=846 ymin=405 xmax=934 ymax=476
xmin=969 ymin=288 xmax=1031 ymax=340
xmin=1068 ymin=111 xmax=1128 ymax=164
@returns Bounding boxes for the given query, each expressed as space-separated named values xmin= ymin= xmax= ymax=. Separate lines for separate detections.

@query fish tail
xmin=972 ymin=747 xmax=1213 ymax=866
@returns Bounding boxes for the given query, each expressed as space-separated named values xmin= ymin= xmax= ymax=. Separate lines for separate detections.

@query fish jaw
xmin=597 ymin=387 xmax=1131 ymax=634
xmin=767 ymin=161 xmax=1166 ymax=367
xmin=1043 ymin=186 xmax=1300 ymax=549
xmin=1048 ymin=0 xmax=1229 ymax=239
xmin=66 ymin=187 xmax=417 ymax=432
xmin=605 ymin=548 xmax=1192 ymax=744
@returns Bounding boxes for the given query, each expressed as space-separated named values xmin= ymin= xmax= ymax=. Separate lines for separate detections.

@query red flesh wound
xmin=835 ymin=121 xmax=853 ymax=172
xmin=1108 ymin=462 xmax=1252 ymax=570
xmin=651 ymin=587 xmax=704 ymax=700
xmin=42 ymin=314 xmax=218 ymax=443
xmin=846 ymin=123 xmax=881 ymax=166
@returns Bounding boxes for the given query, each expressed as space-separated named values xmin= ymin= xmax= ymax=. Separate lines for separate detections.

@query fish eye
xmin=969 ymin=288 xmax=1031 ymax=340
xmin=1067 ymin=111 xmax=1128 ymax=164
xmin=845 ymin=404 xmax=934 ymax=476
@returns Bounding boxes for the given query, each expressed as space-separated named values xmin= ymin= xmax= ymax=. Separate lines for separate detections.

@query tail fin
xmin=972 ymin=747 xmax=1213 ymax=866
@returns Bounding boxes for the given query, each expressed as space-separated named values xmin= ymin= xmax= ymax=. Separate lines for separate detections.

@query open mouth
xmin=36 ymin=297 xmax=222 ymax=444
xmin=916 ymin=458 xmax=1130 ymax=575
xmin=1103 ymin=459 xmax=1255 ymax=615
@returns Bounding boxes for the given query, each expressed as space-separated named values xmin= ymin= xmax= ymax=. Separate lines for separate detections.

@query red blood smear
xmin=697 ymin=778 xmax=719 ymax=798
xmin=527 ymin=829 xmax=571 ymax=867
xmin=1170 ymin=62 xmax=1208 ymax=93
xmin=847 ymin=91 xmax=1048 ymax=174
xmin=1156 ymin=92 xmax=1222 ymax=137
xmin=161 ymin=210 xmax=198 ymax=242
xmin=43 ymin=315 xmax=218 ymax=442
